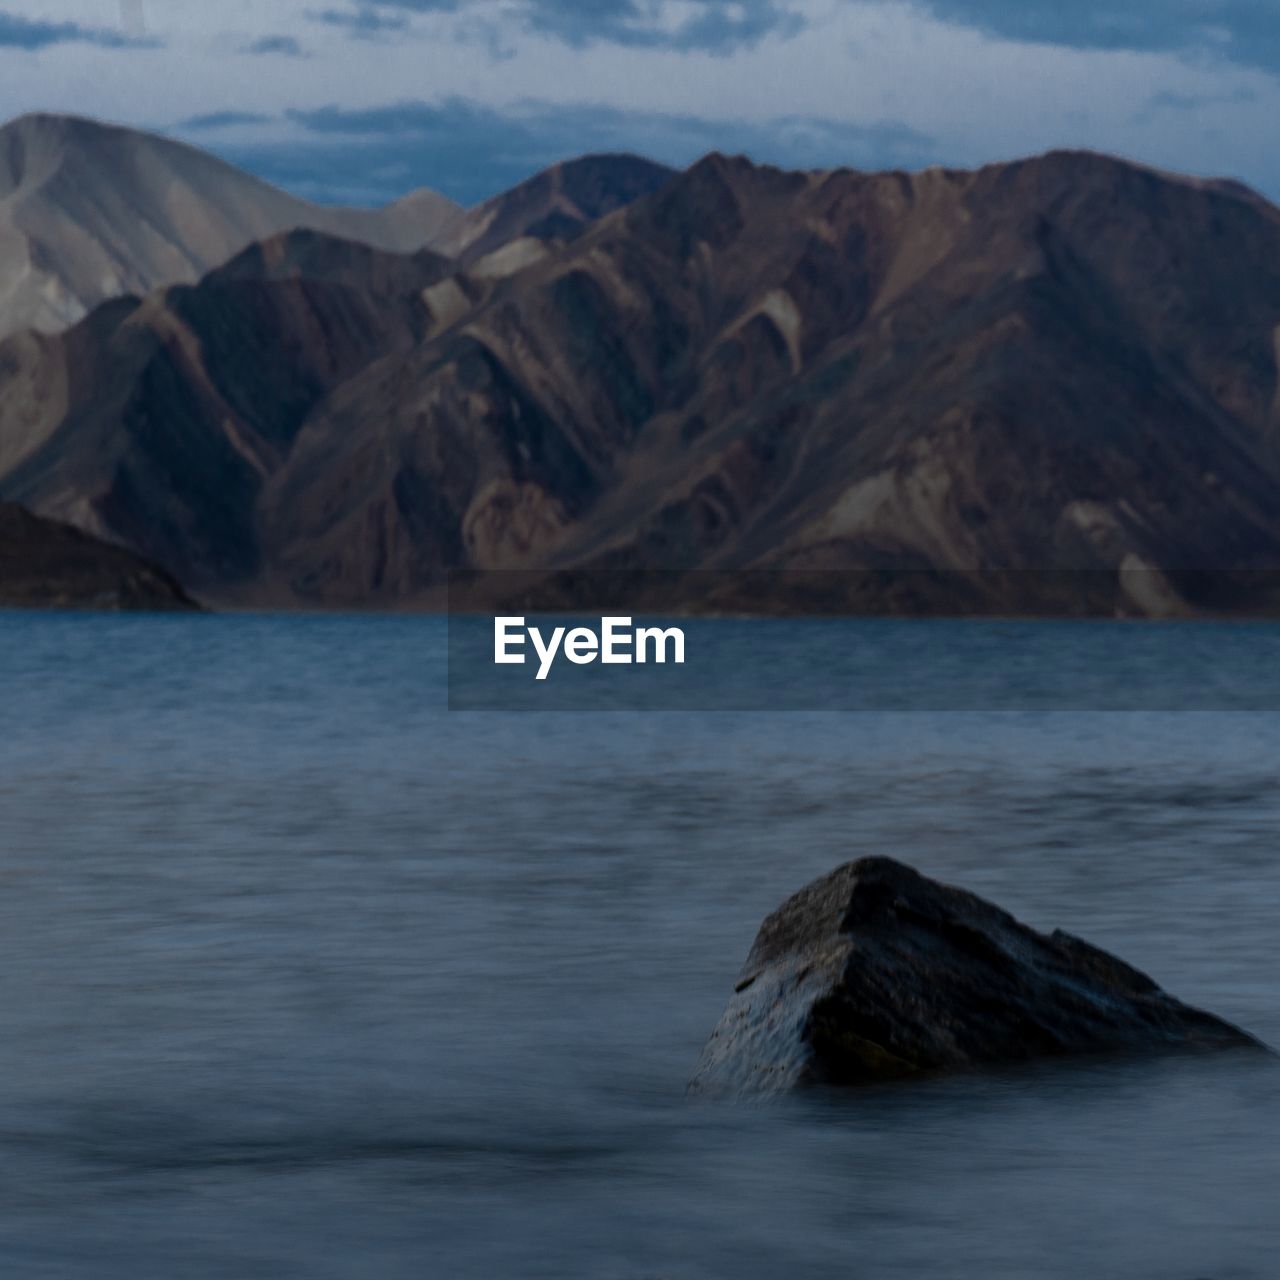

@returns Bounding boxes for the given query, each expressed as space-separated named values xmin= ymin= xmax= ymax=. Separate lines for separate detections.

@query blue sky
xmin=2 ymin=1 xmax=1278 ymax=206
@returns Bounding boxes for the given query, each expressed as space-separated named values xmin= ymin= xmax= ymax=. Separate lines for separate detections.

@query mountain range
xmin=3 ymin=113 xmax=1280 ymax=614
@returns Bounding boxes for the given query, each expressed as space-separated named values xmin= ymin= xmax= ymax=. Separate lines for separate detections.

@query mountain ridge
xmin=436 ymin=153 xmax=677 ymax=263
xmin=4 ymin=136 xmax=1280 ymax=614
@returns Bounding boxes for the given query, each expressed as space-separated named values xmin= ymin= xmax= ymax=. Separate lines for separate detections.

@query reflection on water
xmin=0 ymin=613 xmax=1278 ymax=1278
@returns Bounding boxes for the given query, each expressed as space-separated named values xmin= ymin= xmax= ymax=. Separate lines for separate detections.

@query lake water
xmin=1 ymin=612 xmax=1278 ymax=1279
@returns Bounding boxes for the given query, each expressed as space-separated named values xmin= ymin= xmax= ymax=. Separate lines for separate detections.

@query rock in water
xmin=690 ymin=857 xmax=1264 ymax=1095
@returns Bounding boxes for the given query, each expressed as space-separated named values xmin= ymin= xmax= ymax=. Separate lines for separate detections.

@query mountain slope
xmin=5 ymin=148 xmax=1280 ymax=614
xmin=0 ymin=232 xmax=449 ymax=584
xmin=0 ymin=113 xmax=463 ymax=340
xmin=535 ymin=153 xmax=1280 ymax=591
xmin=0 ymin=502 xmax=195 ymax=610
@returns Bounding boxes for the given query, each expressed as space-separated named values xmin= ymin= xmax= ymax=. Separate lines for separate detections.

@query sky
xmin=1 ymin=1 xmax=1278 ymax=207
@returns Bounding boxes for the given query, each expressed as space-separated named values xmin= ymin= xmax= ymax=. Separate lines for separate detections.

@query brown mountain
xmin=0 ymin=230 xmax=452 ymax=587
xmin=0 ymin=502 xmax=195 ymax=610
xmin=4 ymin=147 xmax=1280 ymax=614
xmin=0 ymin=113 xmax=462 ymax=341
xmin=434 ymin=154 xmax=675 ymax=265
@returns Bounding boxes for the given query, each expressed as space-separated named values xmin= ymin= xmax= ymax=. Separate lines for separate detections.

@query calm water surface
xmin=1 ymin=613 xmax=1278 ymax=1279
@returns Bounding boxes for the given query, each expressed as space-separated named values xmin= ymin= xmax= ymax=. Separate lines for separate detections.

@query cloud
xmin=0 ymin=9 xmax=157 ymax=50
xmin=906 ymin=0 xmax=1280 ymax=76
xmin=1147 ymin=86 xmax=1257 ymax=112
xmin=181 ymin=111 xmax=277 ymax=131
xmin=243 ymin=35 xmax=308 ymax=57
xmin=515 ymin=0 xmax=805 ymax=51
xmin=313 ymin=0 xmax=805 ymax=54
xmin=204 ymin=96 xmax=935 ymax=206
xmin=309 ymin=6 xmax=413 ymax=37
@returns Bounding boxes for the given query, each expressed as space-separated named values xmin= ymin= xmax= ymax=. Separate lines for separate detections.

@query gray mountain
xmin=0 ymin=112 xmax=463 ymax=340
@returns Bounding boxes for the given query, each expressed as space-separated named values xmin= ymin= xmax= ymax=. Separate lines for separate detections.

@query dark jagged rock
xmin=690 ymin=857 xmax=1265 ymax=1095
xmin=0 ymin=502 xmax=197 ymax=611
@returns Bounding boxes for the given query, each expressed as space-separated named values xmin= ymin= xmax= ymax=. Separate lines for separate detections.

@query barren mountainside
xmin=0 ymin=231 xmax=452 ymax=584
xmin=3 ymin=137 xmax=1280 ymax=614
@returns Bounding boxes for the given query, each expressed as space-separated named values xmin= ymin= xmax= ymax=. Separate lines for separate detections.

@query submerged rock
xmin=690 ymin=857 xmax=1265 ymax=1095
